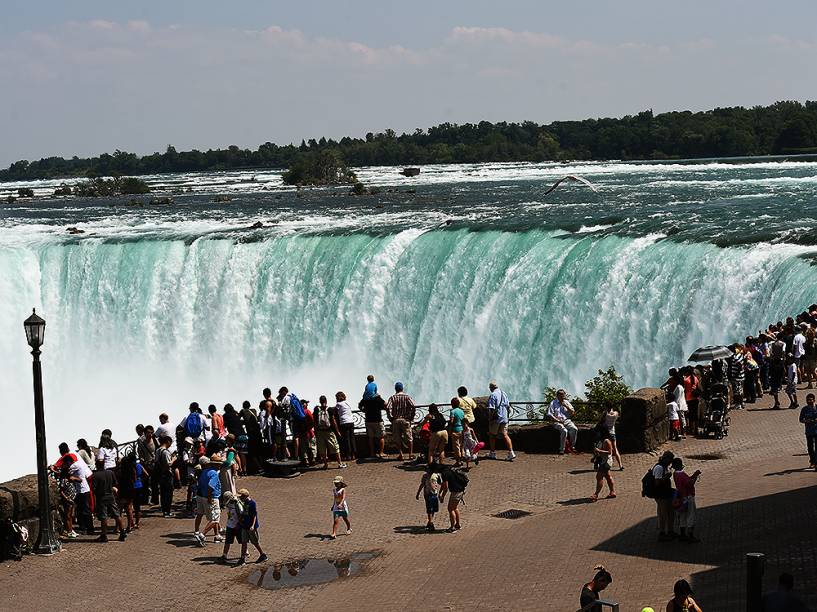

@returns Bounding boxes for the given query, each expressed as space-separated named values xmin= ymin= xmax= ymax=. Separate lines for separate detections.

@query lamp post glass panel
xmin=24 ymin=308 xmax=61 ymax=554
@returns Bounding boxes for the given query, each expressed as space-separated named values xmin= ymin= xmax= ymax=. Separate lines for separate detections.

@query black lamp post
xmin=24 ymin=308 xmax=61 ymax=555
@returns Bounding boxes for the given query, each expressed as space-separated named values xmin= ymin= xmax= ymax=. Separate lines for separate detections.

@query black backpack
xmin=446 ymin=468 xmax=469 ymax=493
xmin=641 ymin=466 xmax=657 ymax=498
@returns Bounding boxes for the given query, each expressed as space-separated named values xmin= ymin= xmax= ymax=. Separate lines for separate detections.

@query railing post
xmin=746 ymin=553 xmax=765 ymax=612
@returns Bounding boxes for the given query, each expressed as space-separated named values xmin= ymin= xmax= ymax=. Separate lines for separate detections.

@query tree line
xmin=3 ymin=100 xmax=817 ymax=182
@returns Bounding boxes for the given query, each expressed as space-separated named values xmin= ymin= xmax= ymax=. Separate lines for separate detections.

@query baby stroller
xmin=701 ymin=382 xmax=730 ymax=439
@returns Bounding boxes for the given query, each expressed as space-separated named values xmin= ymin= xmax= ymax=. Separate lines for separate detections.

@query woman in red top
xmin=672 ymin=457 xmax=701 ymax=543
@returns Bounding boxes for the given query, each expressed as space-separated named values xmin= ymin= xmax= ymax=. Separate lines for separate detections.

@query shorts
xmin=671 ymin=419 xmax=681 ymax=431
xmin=196 ymin=496 xmax=221 ymax=522
xmin=333 ymin=510 xmax=349 ymax=519
xmin=225 ymin=526 xmax=246 ymax=545
xmin=316 ymin=430 xmax=340 ymax=456
xmin=489 ymin=421 xmax=508 ymax=436
xmin=608 ymin=432 xmax=617 ymax=441
xmin=292 ymin=419 xmax=307 ymax=436
xmin=448 ymin=491 xmax=464 ymax=504
xmin=243 ymin=528 xmax=260 ymax=546
xmin=96 ymin=500 xmax=120 ymax=521
xmin=366 ymin=422 xmax=385 ymax=439
xmin=430 ymin=430 xmax=448 ymax=456
xmin=391 ymin=418 xmax=413 ymax=447
xmin=424 ymin=494 xmax=439 ymax=514
xmin=786 ymin=381 xmax=797 ymax=394
xmin=235 ymin=435 xmax=249 ymax=452
xmin=804 ymin=360 xmax=817 ymax=375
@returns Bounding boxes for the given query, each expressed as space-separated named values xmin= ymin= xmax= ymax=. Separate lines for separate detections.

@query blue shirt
xmin=240 ymin=498 xmax=259 ymax=530
xmin=197 ymin=467 xmax=221 ymax=499
xmin=800 ymin=404 xmax=817 ymax=436
xmin=363 ymin=381 xmax=378 ymax=400
xmin=488 ymin=388 xmax=509 ymax=424
xmin=134 ymin=463 xmax=144 ymax=489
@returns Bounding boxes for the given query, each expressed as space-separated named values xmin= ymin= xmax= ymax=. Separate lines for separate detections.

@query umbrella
xmin=688 ymin=345 xmax=733 ymax=362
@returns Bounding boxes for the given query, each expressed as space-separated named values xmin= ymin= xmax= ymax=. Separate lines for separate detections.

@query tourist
xmin=156 ymin=435 xmax=175 ymax=517
xmin=301 ymin=400 xmax=317 ymax=465
xmin=259 ymin=399 xmax=278 ymax=461
xmin=155 ymin=413 xmax=175 ymax=449
xmin=728 ymin=345 xmax=746 ymax=410
xmin=330 ymin=475 xmax=351 ymax=539
xmin=178 ymin=437 xmax=197 ymax=513
xmin=208 ymin=404 xmax=225 ymax=439
xmin=671 ymin=457 xmax=700 ymax=543
xmin=69 ymin=450 xmax=94 ymax=534
xmin=786 ymin=353 xmax=799 ymax=409
xmin=799 ymin=393 xmax=817 ymax=469
xmin=682 ymin=366 xmax=701 ymax=434
xmin=487 ymin=381 xmax=516 ymax=461
xmin=219 ymin=433 xmax=239 ymax=498
xmin=277 ymin=387 xmax=310 ymax=463
xmin=670 ymin=374 xmax=688 ymax=437
xmin=363 ymin=374 xmax=378 ymax=400
xmin=457 ymin=386 xmax=477 ymax=426
xmin=667 ymin=579 xmax=701 ymax=612
xmin=76 ymin=438 xmax=95 ymax=471
xmin=193 ymin=456 xmax=223 ymax=546
xmin=385 ymin=381 xmax=416 ymax=461
xmin=803 ymin=327 xmax=817 ymax=389
xmin=590 ymin=427 xmax=616 ymax=502
xmin=652 ymin=451 xmax=676 ymax=542
xmin=579 ymin=565 xmax=612 ymax=612
xmin=421 ymin=404 xmax=448 ymax=463
xmin=220 ymin=491 xmax=242 ymax=564
xmin=273 ymin=395 xmax=291 ymax=460
xmin=762 ymin=573 xmax=809 ymax=612
xmin=547 ymin=388 xmax=578 ymax=455
xmin=96 ymin=429 xmax=119 ymax=469
xmin=360 ymin=392 xmax=386 ymax=459
xmin=335 ymin=391 xmax=357 ymax=461
xmin=92 ymin=458 xmax=127 ymax=543
xmin=222 ymin=403 xmax=248 ymax=475
xmin=50 ymin=441 xmax=78 ymax=472
xmin=600 ymin=402 xmax=623 ymax=470
xmin=462 ymin=422 xmax=483 ymax=467
xmin=770 ymin=348 xmax=786 ymax=409
xmin=179 ymin=402 xmax=208 ymax=441
xmin=58 ymin=457 xmax=77 ymax=539
xmin=236 ymin=488 xmax=267 ymax=564
xmin=240 ymin=400 xmax=263 ymax=473
xmin=449 ymin=397 xmax=466 ymax=466
xmin=743 ymin=349 xmax=760 ymax=404
xmin=137 ymin=424 xmax=158 ymax=505
xmin=439 ymin=465 xmax=468 ymax=532
xmin=667 ymin=397 xmax=681 ymax=441
xmin=117 ymin=453 xmax=138 ymax=532
xmin=415 ymin=463 xmax=442 ymax=531
xmin=314 ymin=395 xmax=346 ymax=469
xmin=793 ymin=323 xmax=807 ymax=374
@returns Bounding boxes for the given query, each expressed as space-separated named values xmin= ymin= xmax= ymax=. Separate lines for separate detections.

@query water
xmin=1 ymin=158 xmax=816 ymax=481
xmin=247 ymin=551 xmax=379 ymax=590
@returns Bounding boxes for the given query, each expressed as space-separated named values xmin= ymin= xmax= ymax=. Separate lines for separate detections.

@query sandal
xmin=589 ymin=494 xmax=598 ymax=502
xmin=607 ymin=493 xmax=617 ymax=499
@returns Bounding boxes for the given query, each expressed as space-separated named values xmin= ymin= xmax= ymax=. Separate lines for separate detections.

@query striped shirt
xmin=386 ymin=392 xmax=416 ymax=422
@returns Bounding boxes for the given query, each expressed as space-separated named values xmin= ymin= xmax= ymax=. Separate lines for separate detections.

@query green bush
xmin=532 ymin=366 xmax=632 ymax=424
xmin=73 ymin=177 xmax=151 ymax=197
xmin=282 ymin=150 xmax=357 ymax=186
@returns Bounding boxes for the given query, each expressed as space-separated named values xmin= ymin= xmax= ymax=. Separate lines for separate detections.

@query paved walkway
xmin=2 ymin=389 xmax=816 ymax=611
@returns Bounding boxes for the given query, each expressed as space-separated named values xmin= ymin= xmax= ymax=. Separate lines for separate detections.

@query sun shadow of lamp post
xmin=24 ymin=308 xmax=61 ymax=555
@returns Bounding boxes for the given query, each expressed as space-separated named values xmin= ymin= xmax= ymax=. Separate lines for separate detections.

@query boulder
xmin=0 ymin=473 xmax=61 ymax=545
xmin=401 ymin=167 xmax=420 ymax=177
xmin=617 ymin=387 xmax=668 ymax=452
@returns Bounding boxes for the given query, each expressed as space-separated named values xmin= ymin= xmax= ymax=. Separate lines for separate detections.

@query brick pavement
xmin=2 ymin=388 xmax=816 ymax=611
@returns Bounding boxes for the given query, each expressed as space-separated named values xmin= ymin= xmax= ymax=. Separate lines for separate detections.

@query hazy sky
xmin=2 ymin=1 xmax=816 ymax=166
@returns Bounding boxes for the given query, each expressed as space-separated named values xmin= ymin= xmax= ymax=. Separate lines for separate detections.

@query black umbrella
xmin=688 ymin=345 xmax=733 ymax=362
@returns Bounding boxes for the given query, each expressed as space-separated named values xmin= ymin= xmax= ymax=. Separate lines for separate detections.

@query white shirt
xmin=793 ymin=333 xmax=806 ymax=358
xmin=96 ymin=446 xmax=118 ymax=469
xmin=547 ymin=399 xmax=574 ymax=421
xmin=155 ymin=423 xmax=176 ymax=451
xmin=667 ymin=401 xmax=679 ymax=421
xmin=335 ymin=401 xmax=354 ymax=425
xmin=652 ymin=464 xmax=667 ymax=480
xmin=673 ymin=384 xmax=688 ymax=412
xmin=69 ymin=460 xmax=92 ymax=494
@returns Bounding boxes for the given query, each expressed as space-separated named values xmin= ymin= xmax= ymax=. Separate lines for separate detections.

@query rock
xmin=249 ymin=221 xmax=264 ymax=229
xmin=617 ymin=387 xmax=668 ymax=452
xmin=17 ymin=188 xmax=34 ymax=198
xmin=0 ymin=474 xmax=62 ymax=545
xmin=213 ymin=195 xmax=232 ymax=203
xmin=66 ymin=227 xmax=85 ymax=234
xmin=149 ymin=196 xmax=174 ymax=206
xmin=401 ymin=167 xmax=421 ymax=177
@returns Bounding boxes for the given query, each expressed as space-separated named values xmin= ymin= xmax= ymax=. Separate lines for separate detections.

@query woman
xmin=259 ymin=400 xmax=277 ymax=461
xmin=222 ymin=403 xmax=248 ymax=475
xmin=672 ymin=375 xmax=688 ymax=439
xmin=76 ymin=438 xmax=95 ymax=471
xmin=117 ymin=453 xmax=138 ymax=532
xmin=666 ymin=579 xmax=702 ymax=612
xmin=335 ymin=391 xmax=357 ymax=461
xmin=580 ymin=565 xmax=612 ymax=612
xmin=96 ymin=429 xmax=119 ymax=469
xmin=420 ymin=404 xmax=448 ymax=463
xmin=590 ymin=427 xmax=616 ymax=502
xmin=600 ymin=402 xmax=623 ymax=470
xmin=220 ymin=434 xmax=238 ymax=497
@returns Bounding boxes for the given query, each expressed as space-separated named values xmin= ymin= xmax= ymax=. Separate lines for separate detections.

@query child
xmin=462 ymin=423 xmax=484 ymax=467
xmin=671 ymin=457 xmax=701 ymax=542
xmin=667 ymin=400 xmax=681 ymax=441
xmin=786 ymin=354 xmax=799 ymax=409
xmin=220 ymin=491 xmax=243 ymax=564
xmin=330 ymin=475 xmax=350 ymax=540
xmin=415 ymin=464 xmax=442 ymax=531
xmin=237 ymin=488 xmax=267 ymax=565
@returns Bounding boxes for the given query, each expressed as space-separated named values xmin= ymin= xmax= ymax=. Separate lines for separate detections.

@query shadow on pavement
xmin=304 ymin=533 xmax=329 ymax=541
xmin=393 ymin=525 xmax=449 ymax=535
xmin=161 ymin=532 xmax=199 ymax=548
xmin=592 ymin=484 xmax=817 ymax=610
xmin=558 ymin=498 xmax=594 ymax=506
xmin=191 ymin=555 xmax=224 ymax=565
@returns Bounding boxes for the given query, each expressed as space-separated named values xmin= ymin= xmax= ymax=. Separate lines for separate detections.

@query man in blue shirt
xmin=487 ymin=380 xmax=516 ymax=461
xmin=799 ymin=392 xmax=817 ymax=469
xmin=193 ymin=456 xmax=223 ymax=546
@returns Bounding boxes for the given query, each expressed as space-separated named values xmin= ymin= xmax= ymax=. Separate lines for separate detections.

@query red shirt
xmin=211 ymin=413 xmax=225 ymax=438
xmin=683 ymin=375 xmax=699 ymax=402
xmin=53 ymin=452 xmax=78 ymax=471
xmin=673 ymin=470 xmax=695 ymax=498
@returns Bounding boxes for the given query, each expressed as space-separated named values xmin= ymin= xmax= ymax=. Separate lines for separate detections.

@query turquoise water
xmin=1 ymin=158 xmax=816 ymax=480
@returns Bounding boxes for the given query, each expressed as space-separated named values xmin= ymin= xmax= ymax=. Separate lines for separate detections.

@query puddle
xmin=248 ymin=551 xmax=380 ymax=590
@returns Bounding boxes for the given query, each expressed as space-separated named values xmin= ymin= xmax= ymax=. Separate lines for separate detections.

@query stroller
xmin=701 ymin=382 xmax=730 ymax=439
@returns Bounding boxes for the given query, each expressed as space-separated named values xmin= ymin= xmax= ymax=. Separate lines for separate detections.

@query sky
xmin=1 ymin=1 xmax=816 ymax=166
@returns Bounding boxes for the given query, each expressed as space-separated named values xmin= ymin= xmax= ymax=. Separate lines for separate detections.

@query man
xmin=156 ymin=435 xmax=175 ymax=517
xmin=179 ymin=402 xmax=208 ymax=441
xmin=277 ymin=386 xmax=310 ymax=461
xmin=92 ymin=459 xmax=127 ymax=542
xmin=762 ymin=573 xmax=809 ymax=612
xmin=137 ymin=424 xmax=158 ymax=504
xmin=728 ymin=345 xmax=746 ymax=410
xmin=155 ymin=413 xmax=175 ymax=451
xmin=193 ymin=456 xmax=223 ymax=546
xmin=363 ymin=374 xmax=377 ymax=401
xmin=547 ymin=389 xmax=579 ymax=455
xmin=208 ymin=404 xmax=225 ymax=439
xmin=487 ymin=381 xmax=516 ymax=461
xmin=681 ymin=366 xmax=701 ymax=435
xmin=50 ymin=442 xmax=78 ymax=473
xmin=652 ymin=451 xmax=676 ymax=542
xmin=386 ymin=381 xmax=416 ymax=461
xmin=793 ymin=324 xmax=807 ymax=376
xmin=240 ymin=400 xmax=263 ymax=474
xmin=360 ymin=393 xmax=387 ymax=459
xmin=457 ymin=386 xmax=477 ymax=426
xmin=439 ymin=465 xmax=468 ymax=533
xmin=799 ymin=393 xmax=817 ymax=469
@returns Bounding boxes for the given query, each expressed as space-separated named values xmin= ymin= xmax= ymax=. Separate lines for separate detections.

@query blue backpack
xmin=185 ymin=412 xmax=204 ymax=438
xmin=289 ymin=394 xmax=306 ymax=421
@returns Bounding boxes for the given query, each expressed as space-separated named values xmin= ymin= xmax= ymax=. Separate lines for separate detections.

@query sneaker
xmin=338 ymin=463 xmax=348 ymax=469
xmin=506 ymin=452 xmax=516 ymax=462
xmin=346 ymin=528 xmax=352 ymax=535
xmin=256 ymin=553 xmax=268 ymax=563
xmin=118 ymin=531 xmax=127 ymax=542
xmin=214 ymin=535 xmax=224 ymax=543
xmin=426 ymin=522 xmax=434 ymax=531
xmin=488 ymin=451 xmax=497 ymax=460
xmin=96 ymin=534 xmax=109 ymax=543
xmin=454 ymin=523 xmax=461 ymax=530
xmin=163 ymin=512 xmax=172 ymax=518
xmin=194 ymin=532 xmax=205 ymax=547
xmin=67 ymin=530 xmax=79 ymax=539
xmin=236 ymin=557 xmax=246 ymax=566
xmin=446 ymin=526 xmax=457 ymax=533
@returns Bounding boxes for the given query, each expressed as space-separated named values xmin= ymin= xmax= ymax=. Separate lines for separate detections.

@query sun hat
xmin=237 ymin=488 xmax=250 ymax=497
xmin=199 ymin=456 xmax=210 ymax=466
xmin=184 ymin=436 xmax=195 ymax=445
xmin=333 ymin=475 xmax=346 ymax=486
xmin=223 ymin=491 xmax=234 ymax=501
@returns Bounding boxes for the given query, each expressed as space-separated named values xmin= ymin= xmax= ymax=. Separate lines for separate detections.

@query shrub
xmin=73 ymin=177 xmax=151 ymax=197
xmin=282 ymin=150 xmax=357 ymax=186
xmin=533 ymin=366 xmax=632 ymax=424
xmin=17 ymin=187 xmax=34 ymax=197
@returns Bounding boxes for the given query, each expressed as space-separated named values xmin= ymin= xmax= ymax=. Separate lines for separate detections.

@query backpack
xmin=185 ymin=412 xmax=204 ymax=438
xmin=641 ymin=466 xmax=657 ymax=498
xmin=289 ymin=394 xmax=306 ymax=421
xmin=446 ymin=468 xmax=469 ymax=493
xmin=316 ymin=407 xmax=332 ymax=430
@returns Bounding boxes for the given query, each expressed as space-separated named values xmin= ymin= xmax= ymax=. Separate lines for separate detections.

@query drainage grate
xmin=492 ymin=509 xmax=532 ymax=520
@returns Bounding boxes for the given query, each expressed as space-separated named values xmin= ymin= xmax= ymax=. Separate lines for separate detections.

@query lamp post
xmin=24 ymin=308 xmax=61 ymax=555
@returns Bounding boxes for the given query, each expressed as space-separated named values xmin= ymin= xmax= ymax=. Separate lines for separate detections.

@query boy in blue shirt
xmin=237 ymin=488 xmax=267 ymax=565
xmin=799 ymin=393 xmax=817 ymax=469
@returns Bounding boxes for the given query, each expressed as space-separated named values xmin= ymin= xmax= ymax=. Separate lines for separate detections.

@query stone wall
xmin=0 ymin=474 xmax=61 ymax=546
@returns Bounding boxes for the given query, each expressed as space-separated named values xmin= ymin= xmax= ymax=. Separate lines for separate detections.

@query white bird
xmin=542 ymin=174 xmax=599 ymax=196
